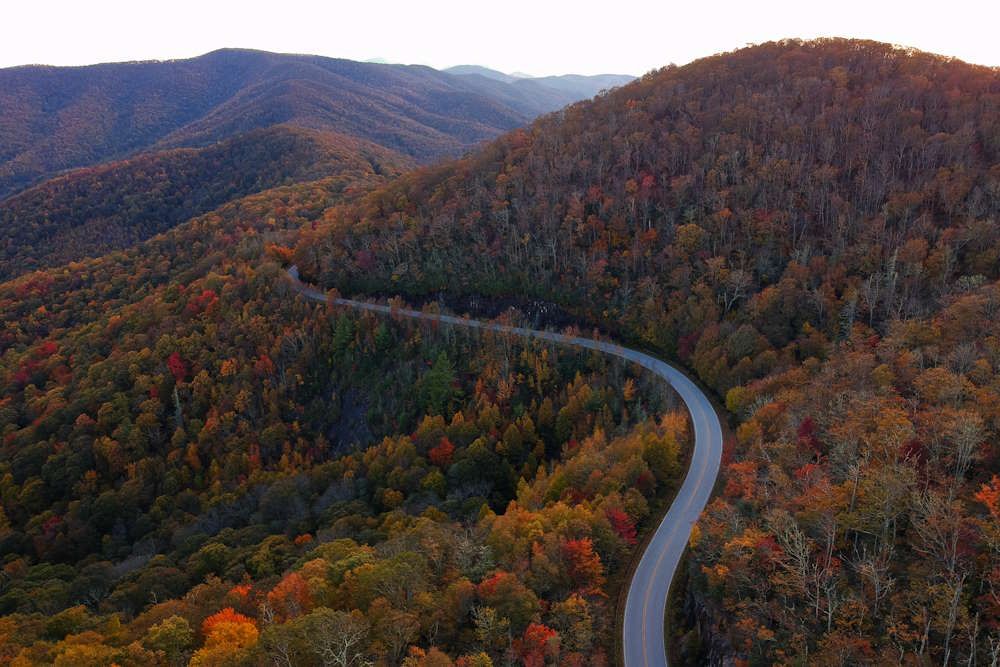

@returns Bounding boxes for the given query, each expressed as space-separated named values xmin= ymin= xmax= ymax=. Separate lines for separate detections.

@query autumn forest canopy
xmin=0 ymin=37 xmax=998 ymax=666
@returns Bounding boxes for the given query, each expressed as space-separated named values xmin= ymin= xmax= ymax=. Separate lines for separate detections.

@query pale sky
xmin=3 ymin=0 xmax=998 ymax=75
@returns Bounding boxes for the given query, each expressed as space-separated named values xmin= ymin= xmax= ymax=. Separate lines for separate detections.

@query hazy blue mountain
xmin=530 ymin=73 xmax=636 ymax=98
xmin=444 ymin=64 xmax=635 ymax=115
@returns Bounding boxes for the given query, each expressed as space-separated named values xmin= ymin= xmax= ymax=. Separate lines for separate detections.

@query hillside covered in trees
xmin=0 ymin=125 xmax=411 ymax=281
xmin=0 ymin=155 xmax=688 ymax=665
xmin=292 ymin=39 xmax=1000 ymax=664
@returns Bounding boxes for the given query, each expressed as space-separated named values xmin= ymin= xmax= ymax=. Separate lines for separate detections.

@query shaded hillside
xmin=0 ymin=169 xmax=394 ymax=353
xmin=0 ymin=48 xmax=530 ymax=198
xmin=0 ymin=125 xmax=411 ymax=280
xmin=296 ymin=38 xmax=1000 ymax=664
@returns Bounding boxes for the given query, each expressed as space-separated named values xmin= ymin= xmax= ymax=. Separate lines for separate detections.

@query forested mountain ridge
xmin=0 ymin=48 xmax=529 ymax=199
xmin=0 ymin=125 xmax=411 ymax=281
xmin=292 ymin=38 xmax=1000 ymax=664
xmin=297 ymin=38 xmax=998 ymax=309
xmin=0 ymin=49 xmax=635 ymax=201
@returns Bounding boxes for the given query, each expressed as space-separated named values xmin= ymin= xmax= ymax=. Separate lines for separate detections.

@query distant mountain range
xmin=443 ymin=65 xmax=633 ymax=115
xmin=445 ymin=64 xmax=633 ymax=95
xmin=0 ymin=50 xmax=634 ymax=199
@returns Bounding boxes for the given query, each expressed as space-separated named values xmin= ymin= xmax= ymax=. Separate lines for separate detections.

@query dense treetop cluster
xmin=0 ymin=154 xmax=686 ymax=664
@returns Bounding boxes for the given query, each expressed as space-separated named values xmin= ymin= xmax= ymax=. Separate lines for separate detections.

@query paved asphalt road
xmin=286 ymin=267 xmax=724 ymax=667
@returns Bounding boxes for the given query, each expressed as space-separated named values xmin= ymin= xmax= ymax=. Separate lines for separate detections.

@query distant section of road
xmin=286 ymin=266 xmax=724 ymax=667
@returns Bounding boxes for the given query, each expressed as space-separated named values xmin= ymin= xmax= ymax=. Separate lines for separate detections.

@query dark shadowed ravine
xmin=286 ymin=266 xmax=724 ymax=667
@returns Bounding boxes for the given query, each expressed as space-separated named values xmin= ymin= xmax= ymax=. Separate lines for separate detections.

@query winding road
xmin=286 ymin=267 xmax=724 ymax=667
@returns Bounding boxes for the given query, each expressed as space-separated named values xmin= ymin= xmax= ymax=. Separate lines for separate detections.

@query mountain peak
xmin=444 ymin=64 xmax=515 ymax=82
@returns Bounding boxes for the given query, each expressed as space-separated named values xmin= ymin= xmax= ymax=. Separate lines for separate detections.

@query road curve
xmin=285 ymin=267 xmax=724 ymax=667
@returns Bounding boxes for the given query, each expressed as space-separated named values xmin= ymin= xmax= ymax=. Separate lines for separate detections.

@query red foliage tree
xmin=976 ymin=475 xmax=1000 ymax=520
xmin=606 ymin=507 xmax=637 ymax=545
xmin=796 ymin=416 xmax=821 ymax=456
xmin=266 ymin=571 xmax=312 ymax=621
xmin=167 ymin=351 xmax=188 ymax=383
xmin=516 ymin=622 xmax=560 ymax=667
xmin=254 ymin=354 xmax=275 ymax=377
xmin=562 ymin=538 xmax=605 ymax=594
xmin=429 ymin=437 xmax=455 ymax=467
xmin=201 ymin=607 xmax=256 ymax=637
